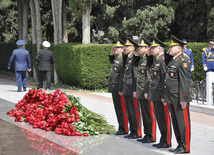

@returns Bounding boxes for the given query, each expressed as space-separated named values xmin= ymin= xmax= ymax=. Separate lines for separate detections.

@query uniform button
xmin=149 ymin=86 xmax=151 ymax=87
xmin=150 ymin=80 xmax=152 ymax=81
xmin=164 ymin=86 xmax=166 ymax=88
xmin=164 ymin=80 xmax=166 ymax=82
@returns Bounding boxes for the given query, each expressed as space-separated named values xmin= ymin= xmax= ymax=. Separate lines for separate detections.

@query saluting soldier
xmin=201 ymin=39 xmax=214 ymax=106
xmin=182 ymin=39 xmax=194 ymax=77
xmin=132 ymin=37 xmax=156 ymax=143
xmin=123 ymin=40 xmax=142 ymax=139
xmin=163 ymin=35 xmax=191 ymax=154
xmin=144 ymin=37 xmax=172 ymax=148
xmin=108 ymin=41 xmax=128 ymax=135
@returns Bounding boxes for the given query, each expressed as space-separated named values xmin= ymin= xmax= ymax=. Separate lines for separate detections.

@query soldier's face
xmin=124 ymin=46 xmax=134 ymax=54
xmin=152 ymin=46 xmax=160 ymax=57
xmin=116 ymin=47 xmax=124 ymax=55
xmin=169 ymin=46 xmax=181 ymax=56
xmin=138 ymin=46 xmax=148 ymax=55
xmin=209 ymin=44 xmax=214 ymax=49
xmin=149 ymin=47 xmax=154 ymax=55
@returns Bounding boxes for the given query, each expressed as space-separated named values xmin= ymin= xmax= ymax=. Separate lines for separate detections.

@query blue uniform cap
xmin=209 ymin=39 xmax=214 ymax=45
xmin=16 ymin=40 xmax=25 ymax=46
xmin=181 ymin=39 xmax=188 ymax=44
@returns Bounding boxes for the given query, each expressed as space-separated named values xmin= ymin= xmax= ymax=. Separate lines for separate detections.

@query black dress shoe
xmin=128 ymin=134 xmax=141 ymax=139
xmin=169 ymin=144 xmax=182 ymax=152
xmin=174 ymin=149 xmax=189 ymax=154
xmin=137 ymin=136 xmax=147 ymax=142
xmin=153 ymin=143 xmax=161 ymax=147
xmin=156 ymin=143 xmax=171 ymax=148
xmin=23 ymin=87 xmax=26 ymax=91
xmin=141 ymin=138 xmax=153 ymax=143
xmin=124 ymin=133 xmax=132 ymax=138
xmin=115 ymin=131 xmax=126 ymax=135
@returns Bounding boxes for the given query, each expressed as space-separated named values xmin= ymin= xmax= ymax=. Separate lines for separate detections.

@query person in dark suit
xmin=36 ymin=41 xmax=54 ymax=91
xmin=123 ymin=40 xmax=142 ymax=139
xmin=163 ymin=35 xmax=191 ymax=154
xmin=144 ymin=37 xmax=172 ymax=148
xmin=132 ymin=37 xmax=156 ymax=143
xmin=8 ymin=40 xmax=31 ymax=92
xmin=108 ymin=41 xmax=128 ymax=135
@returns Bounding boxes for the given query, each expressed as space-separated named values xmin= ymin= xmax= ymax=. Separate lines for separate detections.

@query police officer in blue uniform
xmin=201 ymin=39 xmax=214 ymax=106
xmin=8 ymin=40 xmax=31 ymax=92
xmin=182 ymin=39 xmax=194 ymax=77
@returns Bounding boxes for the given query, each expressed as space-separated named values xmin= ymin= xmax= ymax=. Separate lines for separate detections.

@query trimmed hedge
xmin=53 ymin=43 xmax=112 ymax=89
xmin=0 ymin=42 xmax=210 ymax=89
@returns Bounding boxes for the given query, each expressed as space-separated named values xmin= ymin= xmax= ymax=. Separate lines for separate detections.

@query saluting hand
xmin=118 ymin=92 xmax=123 ymax=96
xmin=28 ymin=68 xmax=31 ymax=72
xmin=144 ymin=93 xmax=148 ymax=99
xmin=8 ymin=67 xmax=11 ymax=70
xmin=180 ymin=101 xmax=187 ymax=109
xmin=133 ymin=92 xmax=136 ymax=98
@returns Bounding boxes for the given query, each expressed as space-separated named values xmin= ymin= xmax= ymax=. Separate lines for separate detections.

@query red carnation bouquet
xmin=7 ymin=89 xmax=103 ymax=136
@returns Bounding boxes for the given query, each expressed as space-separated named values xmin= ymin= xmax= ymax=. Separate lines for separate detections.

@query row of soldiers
xmin=108 ymin=35 xmax=191 ymax=154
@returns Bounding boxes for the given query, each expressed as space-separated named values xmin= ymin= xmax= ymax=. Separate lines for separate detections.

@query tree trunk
xmin=18 ymin=0 xmax=23 ymax=40
xmin=30 ymin=0 xmax=37 ymax=44
xmin=52 ymin=0 xmax=64 ymax=84
xmin=30 ymin=0 xmax=38 ymax=80
xmin=82 ymin=6 xmax=92 ymax=44
xmin=34 ymin=0 xmax=42 ymax=51
xmin=62 ymin=0 xmax=68 ymax=43
xmin=22 ymin=0 xmax=29 ymax=44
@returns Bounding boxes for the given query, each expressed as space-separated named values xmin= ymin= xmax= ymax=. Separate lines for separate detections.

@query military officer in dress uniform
xmin=182 ymin=39 xmax=194 ymax=77
xmin=108 ymin=41 xmax=128 ymax=135
xmin=8 ymin=40 xmax=31 ymax=92
xmin=201 ymin=39 xmax=214 ymax=106
xmin=132 ymin=37 xmax=156 ymax=143
xmin=144 ymin=37 xmax=172 ymax=148
xmin=123 ymin=40 xmax=142 ymax=139
xmin=163 ymin=35 xmax=191 ymax=154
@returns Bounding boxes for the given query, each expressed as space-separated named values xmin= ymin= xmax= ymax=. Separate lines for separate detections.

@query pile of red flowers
xmin=7 ymin=89 xmax=88 ymax=136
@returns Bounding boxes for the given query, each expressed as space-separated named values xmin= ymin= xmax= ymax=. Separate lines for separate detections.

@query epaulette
xmin=203 ymin=48 xmax=206 ymax=51
xmin=189 ymin=49 xmax=192 ymax=51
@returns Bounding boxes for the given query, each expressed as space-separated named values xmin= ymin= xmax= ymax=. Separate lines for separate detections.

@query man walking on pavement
xmin=144 ymin=37 xmax=172 ymax=148
xmin=36 ymin=41 xmax=54 ymax=92
xmin=132 ymin=37 xmax=156 ymax=143
xmin=108 ymin=41 xmax=128 ymax=135
xmin=8 ymin=40 xmax=31 ymax=92
xmin=123 ymin=40 xmax=142 ymax=139
xmin=163 ymin=35 xmax=191 ymax=154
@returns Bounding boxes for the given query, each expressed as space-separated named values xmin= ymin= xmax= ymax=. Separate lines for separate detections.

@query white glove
xmin=191 ymin=66 xmax=194 ymax=72
xmin=203 ymin=64 xmax=208 ymax=71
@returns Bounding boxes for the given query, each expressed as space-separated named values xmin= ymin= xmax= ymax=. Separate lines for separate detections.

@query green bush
xmin=53 ymin=43 xmax=112 ymax=89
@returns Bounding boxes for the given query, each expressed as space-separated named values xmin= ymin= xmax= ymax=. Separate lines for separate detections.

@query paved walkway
xmin=0 ymin=76 xmax=214 ymax=155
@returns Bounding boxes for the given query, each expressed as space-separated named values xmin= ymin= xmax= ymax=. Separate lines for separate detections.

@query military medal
xmin=183 ymin=63 xmax=188 ymax=68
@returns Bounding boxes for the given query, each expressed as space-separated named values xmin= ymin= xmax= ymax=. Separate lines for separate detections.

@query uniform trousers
xmin=153 ymin=101 xmax=171 ymax=145
xmin=168 ymin=102 xmax=191 ymax=152
xmin=206 ymin=72 xmax=214 ymax=106
xmin=138 ymin=98 xmax=156 ymax=141
xmin=112 ymin=94 xmax=128 ymax=133
xmin=124 ymin=95 xmax=142 ymax=136
xmin=15 ymin=71 xmax=27 ymax=91
xmin=38 ymin=71 xmax=51 ymax=89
